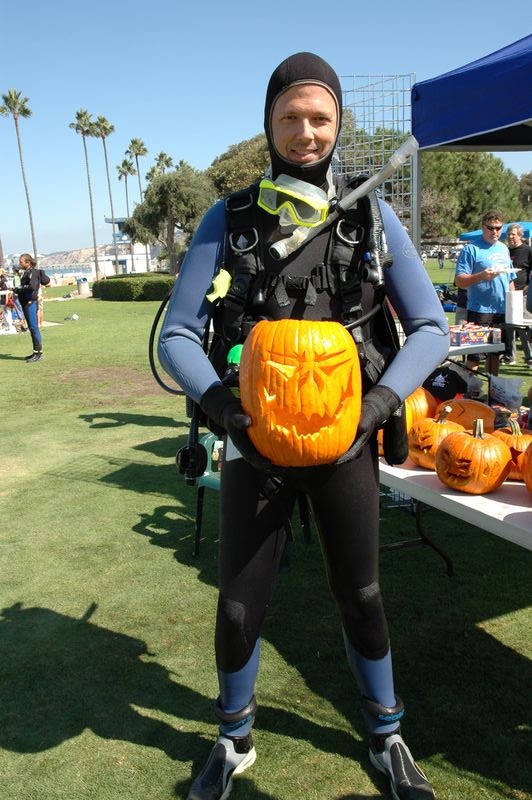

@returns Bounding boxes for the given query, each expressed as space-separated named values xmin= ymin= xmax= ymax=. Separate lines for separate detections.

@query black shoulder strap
xmin=217 ymin=183 xmax=263 ymax=343
xmin=328 ymin=175 xmax=372 ymax=325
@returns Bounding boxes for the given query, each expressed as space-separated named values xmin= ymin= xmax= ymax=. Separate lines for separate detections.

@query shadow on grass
xmin=135 ymin=436 xmax=185 ymax=460
xmin=173 ymin=775 xmax=276 ymax=800
xmin=66 ymin=410 xmax=532 ymax=795
xmin=0 ymin=600 xmax=364 ymax=800
xmin=0 ymin=601 xmax=207 ymax=758
xmin=80 ymin=411 xmax=183 ymax=429
xmin=0 ymin=352 xmax=29 ymax=361
xmin=133 ymin=496 xmax=532 ymax=798
xmin=46 ymin=428 xmax=190 ymax=500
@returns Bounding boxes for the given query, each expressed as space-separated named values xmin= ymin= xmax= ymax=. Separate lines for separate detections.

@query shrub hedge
xmin=92 ymin=273 xmax=174 ymax=301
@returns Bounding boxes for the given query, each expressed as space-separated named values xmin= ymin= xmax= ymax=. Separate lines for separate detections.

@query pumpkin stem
xmin=437 ymin=405 xmax=452 ymax=424
xmin=473 ymin=418 xmax=485 ymax=438
xmin=508 ymin=418 xmax=521 ymax=436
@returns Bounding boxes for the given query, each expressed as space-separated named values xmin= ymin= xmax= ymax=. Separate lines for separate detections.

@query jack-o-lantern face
xmin=435 ymin=419 xmax=512 ymax=494
xmin=240 ymin=319 xmax=362 ymax=466
xmin=408 ymin=407 xmax=464 ymax=471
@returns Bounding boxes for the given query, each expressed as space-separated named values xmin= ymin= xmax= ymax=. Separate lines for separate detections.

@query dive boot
xmin=369 ymin=730 xmax=435 ymax=800
xmin=187 ymin=733 xmax=256 ymax=800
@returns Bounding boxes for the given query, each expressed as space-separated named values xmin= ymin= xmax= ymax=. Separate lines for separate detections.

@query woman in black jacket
xmin=15 ymin=253 xmax=49 ymax=362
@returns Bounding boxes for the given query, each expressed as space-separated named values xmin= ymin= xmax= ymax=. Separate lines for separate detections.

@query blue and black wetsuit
xmin=159 ymin=189 xmax=449 ymax=738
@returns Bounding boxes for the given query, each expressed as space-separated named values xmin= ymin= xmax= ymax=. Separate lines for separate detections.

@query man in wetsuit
xmin=159 ymin=52 xmax=449 ymax=800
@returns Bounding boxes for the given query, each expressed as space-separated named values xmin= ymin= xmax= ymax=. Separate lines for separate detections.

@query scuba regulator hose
xmin=148 ymin=288 xmax=182 ymax=395
xmin=148 ymin=288 xmax=214 ymax=485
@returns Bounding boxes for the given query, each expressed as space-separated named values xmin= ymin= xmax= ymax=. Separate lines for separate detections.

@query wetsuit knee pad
xmin=341 ymin=582 xmax=389 ymax=660
xmin=215 ymin=596 xmax=261 ymax=672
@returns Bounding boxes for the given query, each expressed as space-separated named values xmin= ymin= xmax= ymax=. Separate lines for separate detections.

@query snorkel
xmin=269 ymin=135 xmax=419 ymax=260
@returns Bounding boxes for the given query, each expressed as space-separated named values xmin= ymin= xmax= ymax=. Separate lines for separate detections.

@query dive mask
xmin=257 ymin=174 xmax=330 ymax=227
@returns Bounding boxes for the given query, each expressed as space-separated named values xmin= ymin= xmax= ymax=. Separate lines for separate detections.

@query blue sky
xmin=1 ymin=0 xmax=531 ymax=255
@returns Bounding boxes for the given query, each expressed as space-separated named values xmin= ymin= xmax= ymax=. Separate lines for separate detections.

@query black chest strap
xmin=220 ymin=185 xmax=262 ymax=342
xmin=219 ymin=176 xmax=392 ymax=340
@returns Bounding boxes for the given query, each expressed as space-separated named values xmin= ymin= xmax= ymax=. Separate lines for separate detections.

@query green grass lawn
xmin=1 ymin=295 xmax=531 ymax=800
xmin=424 ymin=257 xmax=459 ymax=287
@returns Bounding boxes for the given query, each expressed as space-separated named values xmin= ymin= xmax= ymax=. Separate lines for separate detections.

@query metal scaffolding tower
xmin=336 ymin=73 xmax=416 ymax=234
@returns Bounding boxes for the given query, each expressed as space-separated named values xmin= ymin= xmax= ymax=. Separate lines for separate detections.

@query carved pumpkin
xmin=404 ymin=386 xmax=439 ymax=433
xmin=239 ymin=319 xmax=362 ymax=467
xmin=492 ymin=419 xmax=532 ymax=481
xmin=435 ymin=398 xmax=495 ymax=432
xmin=408 ymin=405 xmax=464 ymax=471
xmin=435 ymin=418 xmax=512 ymax=494
xmin=518 ymin=442 xmax=532 ymax=494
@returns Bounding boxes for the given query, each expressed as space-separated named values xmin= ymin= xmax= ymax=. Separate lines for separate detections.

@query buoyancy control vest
xmin=209 ymin=175 xmax=400 ymax=392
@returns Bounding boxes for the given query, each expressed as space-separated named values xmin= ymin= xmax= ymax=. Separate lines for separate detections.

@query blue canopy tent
xmin=411 ymin=34 xmax=532 ymax=151
xmin=409 ymin=35 xmax=532 ymax=247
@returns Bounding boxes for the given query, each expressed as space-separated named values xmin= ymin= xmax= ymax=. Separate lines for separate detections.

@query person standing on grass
xmin=13 ymin=253 xmax=50 ymax=363
xmin=437 ymin=249 xmax=445 ymax=269
xmin=10 ymin=266 xmax=27 ymax=331
xmin=454 ymin=286 xmax=468 ymax=324
xmin=455 ymin=211 xmax=516 ymax=370
xmin=159 ymin=52 xmax=448 ymax=800
xmin=505 ymin=224 xmax=532 ymax=367
xmin=0 ymin=268 xmax=17 ymax=334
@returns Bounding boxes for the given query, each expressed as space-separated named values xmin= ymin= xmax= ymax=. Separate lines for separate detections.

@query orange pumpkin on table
xmin=240 ymin=319 xmax=362 ymax=467
xmin=408 ymin=405 xmax=464 ymax=471
xmin=517 ymin=441 xmax=532 ymax=494
xmin=434 ymin=398 xmax=496 ymax=432
xmin=378 ymin=385 xmax=439 ymax=456
xmin=492 ymin=419 xmax=532 ymax=481
xmin=435 ymin=418 xmax=512 ymax=495
xmin=404 ymin=386 xmax=439 ymax=433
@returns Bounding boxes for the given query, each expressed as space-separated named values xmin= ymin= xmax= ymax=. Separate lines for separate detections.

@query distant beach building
xmin=102 ymin=217 xmax=159 ymax=276
xmin=3 ymin=218 xmax=161 ymax=282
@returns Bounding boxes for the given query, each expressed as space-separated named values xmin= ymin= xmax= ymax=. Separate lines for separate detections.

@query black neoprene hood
xmin=264 ymin=52 xmax=343 ymax=185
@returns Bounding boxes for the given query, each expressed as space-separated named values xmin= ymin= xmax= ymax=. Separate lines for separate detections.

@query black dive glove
xmin=200 ymin=384 xmax=273 ymax=471
xmin=335 ymin=385 xmax=402 ymax=465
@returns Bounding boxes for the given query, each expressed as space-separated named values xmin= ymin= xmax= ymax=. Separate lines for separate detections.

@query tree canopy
xmin=518 ymin=171 xmax=532 ymax=218
xmin=202 ymin=134 xmax=531 ymax=242
xmin=206 ymin=133 xmax=270 ymax=197
xmin=421 ymin=151 xmax=524 ymax=237
xmin=123 ymin=161 xmax=216 ymax=272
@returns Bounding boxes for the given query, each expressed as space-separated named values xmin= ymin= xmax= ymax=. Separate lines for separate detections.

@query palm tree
xmin=117 ymin=158 xmax=136 ymax=217
xmin=126 ymin=137 xmax=148 ymax=200
xmin=0 ymin=89 xmax=38 ymax=256
xmin=145 ymin=166 xmax=159 ymax=184
xmin=69 ymin=109 xmax=100 ymax=280
xmin=155 ymin=151 xmax=173 ymax=174
xmin=94 ymin=115 xmax=119 ymax=274
xmin=126 ymin=137 xmax=150 ymax=271
xmin=146 ymin=151 xmax=174 ymax=184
